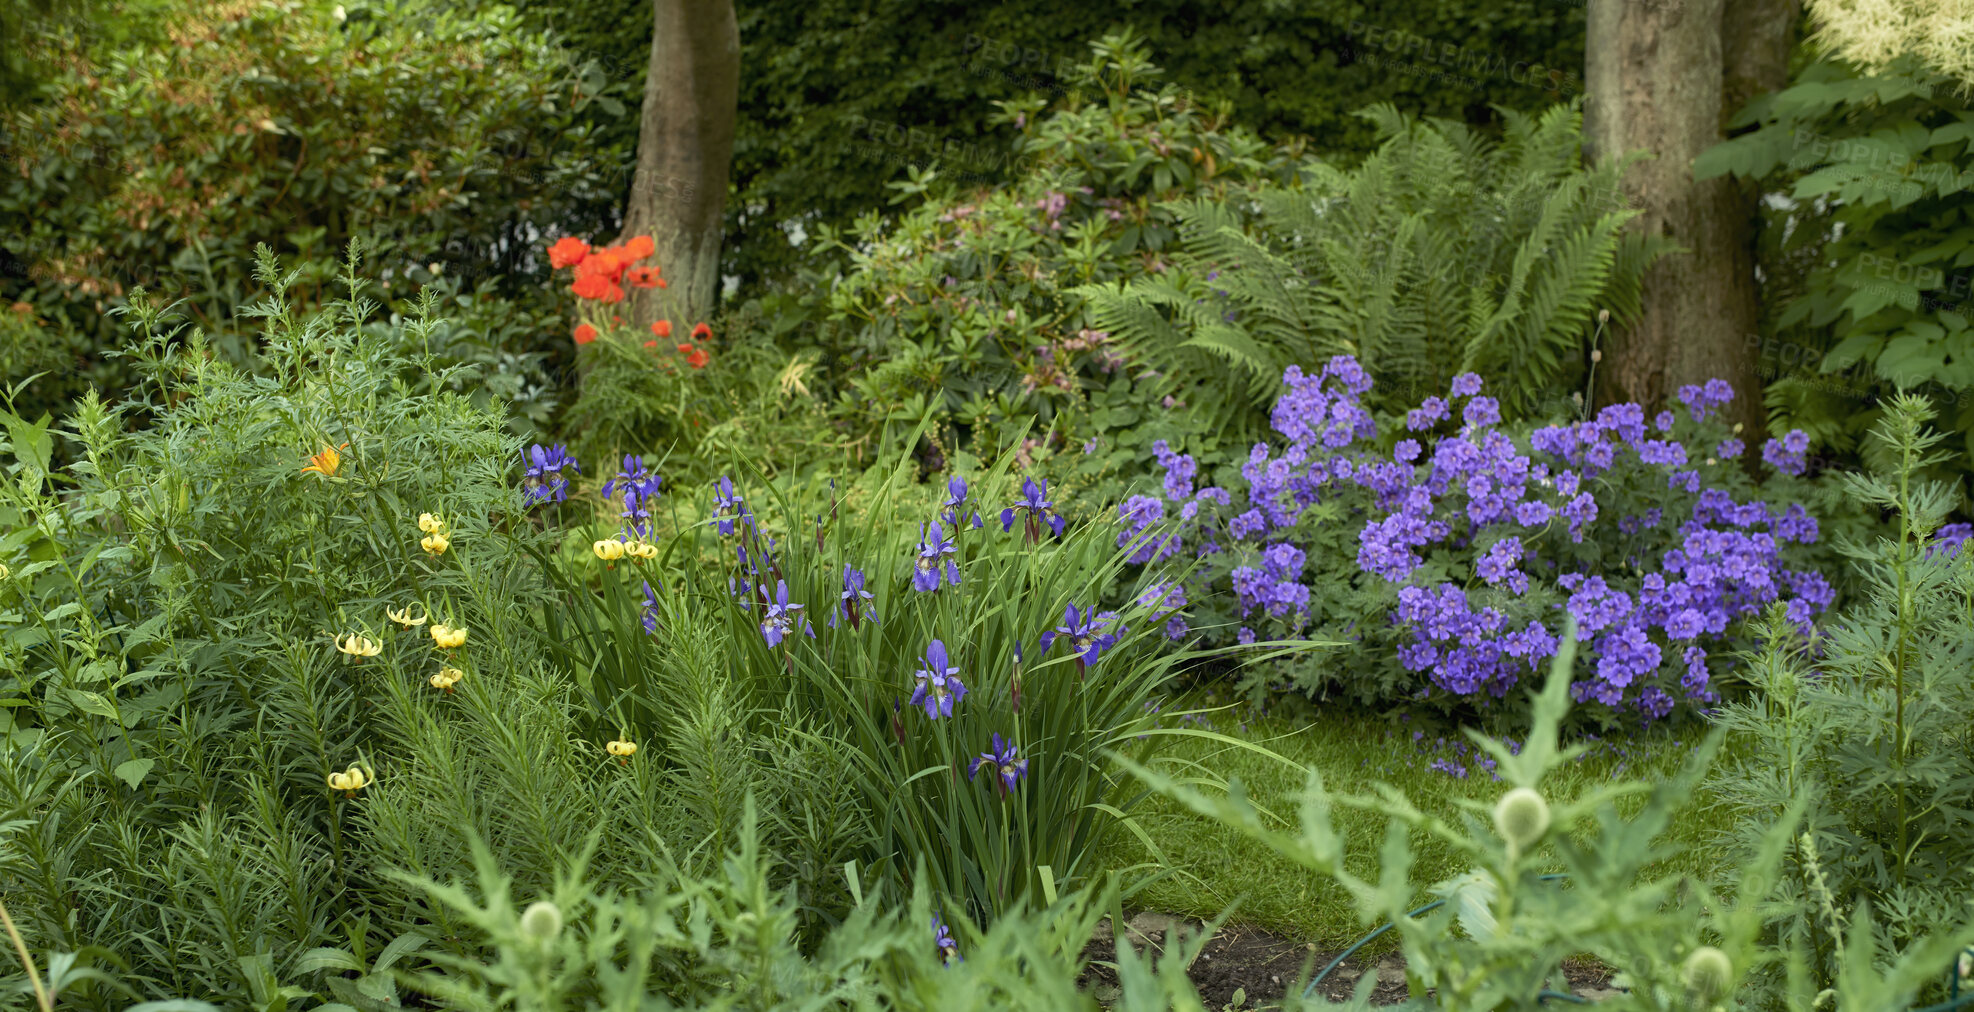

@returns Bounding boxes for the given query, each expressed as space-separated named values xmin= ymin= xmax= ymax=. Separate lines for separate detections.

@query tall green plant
xmin=1710 ymin=393 xmax=1974 ymax=987
xmin=1078 ymin=101 xmax=1671 ymax=436
xmin=536 ymin=456 xmax=1249 ymax=924
xmin=1127 ymin=631 xmax=1974 ymax=1009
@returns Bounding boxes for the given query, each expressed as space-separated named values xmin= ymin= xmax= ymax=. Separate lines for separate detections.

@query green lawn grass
xmin=1106 ymin=698 xmax=1732 ymax=948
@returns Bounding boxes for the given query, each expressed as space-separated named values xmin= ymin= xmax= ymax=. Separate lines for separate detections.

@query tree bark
xmin=1584 ymin=0 xmax=1797 ymax=435
xmin=619 ymin=0 xmax=739 ymax=335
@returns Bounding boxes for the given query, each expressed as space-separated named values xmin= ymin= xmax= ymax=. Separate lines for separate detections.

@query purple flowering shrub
xmin=1127 ymin=356 xmax=1842 ymax=721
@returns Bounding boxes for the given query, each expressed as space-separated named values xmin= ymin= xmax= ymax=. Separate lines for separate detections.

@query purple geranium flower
xmin=967 ymin=732 xmax=1029 ymax=795
xmin=1000 ymin=477 xmax=1067 ymax=543
xmin=521 ymin=444 xmax=578 ymax=506
xmin=1039 ymin=603 xmax=1122 ymax=668
xmin=913 ymin=523 xmax=961 ymax=592
xmin=911 ymin=639 xmax=968 ymax=718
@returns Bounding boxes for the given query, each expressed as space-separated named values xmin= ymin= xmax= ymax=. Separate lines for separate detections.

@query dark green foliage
xmin=0 ymin=0 xmax=625 ymax=428
xmin=517 ymin=0 xmax=1586 ymax=297
xmin=1078 ymin=101 xmax=1670 ymax=438
xmin=1697 ymin=54 xmax=1974 ymax=477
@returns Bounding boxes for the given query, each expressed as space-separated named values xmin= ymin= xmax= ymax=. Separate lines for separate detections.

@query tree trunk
xmin=1584 ymin=0 xmax=1797 ymax=435
xmin=619 ymin=0 xmax=739 ymax=336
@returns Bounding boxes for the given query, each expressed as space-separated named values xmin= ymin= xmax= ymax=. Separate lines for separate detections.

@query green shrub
xmin=1709 ymin=393 xmax=1974 ymax=992
xmin=1697 ymin=54 xmax=1974 ymax=481
xmin=0 ymin=0 xmax=622 ymax=427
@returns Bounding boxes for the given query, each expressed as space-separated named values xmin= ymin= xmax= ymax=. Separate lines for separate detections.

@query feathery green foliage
xmin=1078 ymin=102 xmax=1672 ymax=438
xmin=1710 ymin=393 xmax=1974 ymax=995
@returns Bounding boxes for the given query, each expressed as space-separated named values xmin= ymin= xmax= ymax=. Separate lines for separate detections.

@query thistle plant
xmin=1124 ymin=628 xmax=1974 ymax=1009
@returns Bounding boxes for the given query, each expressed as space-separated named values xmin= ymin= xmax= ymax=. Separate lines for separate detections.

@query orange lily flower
xmin=302 ymin=443 xmax=349 ymax=478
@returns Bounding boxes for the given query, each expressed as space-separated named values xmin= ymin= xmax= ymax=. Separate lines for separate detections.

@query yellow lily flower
xmin=430 ymin=624 xmax=468 ymax=649
xmin=387 ymin=604 xmax=428 ymax=628
xmin=607 ymin=738 xmax=637 ymax=764
xmin=327 ymin=764 xmax=372 ymax=796
xmin=430 ymin=666 xmax=464 ymax=692
xmin=334 ymin=633 xmax=382 ymax=660
xmin=421 ymin=532 xmax=451 ymax=556
xmin=301 ymin=442 xmax=349 ymax=478
xmin=418 ymin=512 xmax=446 ymax=534
xmin=593 ymin=539 xmax=625 ymax=562
xmin=625 ymin=540 xmax=658 ymax=560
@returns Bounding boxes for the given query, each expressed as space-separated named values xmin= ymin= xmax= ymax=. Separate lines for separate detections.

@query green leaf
xmin=66 ymin=689 xmax=119 ymax=720
xmin=114 ymin=757 xmax=154 ymax=790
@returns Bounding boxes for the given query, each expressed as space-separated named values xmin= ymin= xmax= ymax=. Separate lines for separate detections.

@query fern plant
xmin=1078 ymin=101 xmax=1671 ymax=438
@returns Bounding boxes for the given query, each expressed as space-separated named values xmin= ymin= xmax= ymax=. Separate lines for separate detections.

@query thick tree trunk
xmin=1584 ymin=0 xmax=1796 ymax=434
xmin=619 ymin=0 xmax=738 ymax=335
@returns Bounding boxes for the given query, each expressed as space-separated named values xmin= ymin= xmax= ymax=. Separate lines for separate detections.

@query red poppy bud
xmin=651 ymin=319 xmax=672 ymax=338
xmin=573 ymin=323 xmax=598 ymax=345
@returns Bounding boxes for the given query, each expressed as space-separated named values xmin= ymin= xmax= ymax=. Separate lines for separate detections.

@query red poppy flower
xmin=571 ymin=275 xmax=611 ymax=300
xmin=686 ymin=347 xmax=709 ymax=369
xmin=655 ymin=278 xmax=668 ymax=288
xmin=573 ymin=323 xmax=598 ymax=345
xmin=651 ymin=319 xmax=672 ymax=338
xmin=676 ymin=343 xmax=696 ymax=355
xmin=644 ymin=340 xmax=658 ymax=348
xmin=627 ymin=266 xmax=662 ymax=289
xmin=548 ymin=237 xmax=590 ymax=269
xmin=577 ymin=247 xmax=628 ymax=285
xmin=692 ymin=322 xmax=712 ymax=340
xmin=624 ymin=235 xmax=655 ymax=259
xmin=600 ymin=284 xmax=625 ymax=305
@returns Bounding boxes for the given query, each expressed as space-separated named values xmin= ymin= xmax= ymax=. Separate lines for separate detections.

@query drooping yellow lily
xmin=387 ymin=604 xmax=428 ymax=628
xmin=606 ymin=738 xmax=637 ymax=764
xmin=593 ymin=539 xmax=625 ymax=562
xmin=327 ymin=764 xmax=372 ymax=796
xmin=430 ymin=666 xmax=464 ymax=692
xmin=334 ymin=633 xmax=382 ymax=660
xmin=301 ymin=443 xmax=349 ymax=478
xmin=421 ymin=532 xmax=451 ymax=556
xmin=625 ymin=540 xmax=658 ymax=560
xmin=418 ymin=512 xmax=446 ymax=534
xmin=430 ymin=624 xmax=468 ymax=649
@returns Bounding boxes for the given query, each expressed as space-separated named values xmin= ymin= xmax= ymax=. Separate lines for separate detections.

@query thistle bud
xmin=1681 ymin=946 xmax=1732 ymax=1003
xmin=1590 ymin=349 xmax=1602 ymax=363
xmin=1492 ymin=787 xmax=1550 ymax=850
xmin=520 ymin=900 xmax=563 ymax=943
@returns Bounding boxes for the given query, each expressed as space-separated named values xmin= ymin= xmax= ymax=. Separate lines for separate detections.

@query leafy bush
xmin=1078 ymin=101 xmax=1670 ymax=435
xmin=1697 ymin=54 xmax=1974 ymax=478
xmin=1124 ymin=355 xmax=1856 ymax=722
xmin=1126 ymin=637 xmax=1974 ymax=1010
xmin=1710 ymin=393 xmax=1974 ymax=989
xmin=0 ymin=0 xmax=622 ymax=425
xmin=762 ymin=31 xmax=1318 ymax=475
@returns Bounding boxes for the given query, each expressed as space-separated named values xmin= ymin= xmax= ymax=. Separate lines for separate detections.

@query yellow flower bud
xmin=421 ymin=532 xmax=450 ymax=556
xmin=430 ymin=624 xmax=467 ymax=649
xmin=593 ymin=539 xmax=626 ymax=561
xmin=418 ymin=512 xmax=446 ymax=534
xmin=387 ymin=604 xmax=428 ymax=628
